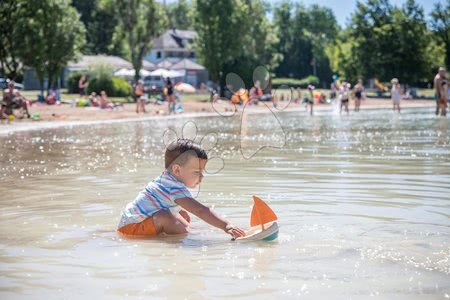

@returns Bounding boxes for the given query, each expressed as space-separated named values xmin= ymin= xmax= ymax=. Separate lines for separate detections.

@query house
xmin=170 ymin=58 xmax=207 ymax=87
xmin=23 ymin=55 xmax=155 ymax=90
xmin=145 ymin=28 xmax=197 ymax=64
xmin=143 ymin=29 xmax=209 ymax=88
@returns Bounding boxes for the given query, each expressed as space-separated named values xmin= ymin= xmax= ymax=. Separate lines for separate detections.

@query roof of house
xmin=152 ymin=29 xmax=197 ymax=50
xmin=68 ymin=55 xmax=155 ymax=71
xmin=156 ymin=59 xmax=174 ymax=69
xmin=68 ymin=55 xmax=133 ymax=70
xmin=170 ymin=58 xmax=205 ymax=71
xmin=142 ymin=60 xmax=156 ymax=70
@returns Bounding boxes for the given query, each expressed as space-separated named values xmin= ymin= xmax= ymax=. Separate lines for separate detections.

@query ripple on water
xmin=0 ymin=107 xmax=449 ymax=298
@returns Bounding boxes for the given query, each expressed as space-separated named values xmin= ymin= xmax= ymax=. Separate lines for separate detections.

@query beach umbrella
xmin=139 ymin=69 xmax=151 ymax=77
xmin=115 ymin=68 xmax=151 ymax=77
xmin=149 ymin=68 xmax=170 ymax=77
xmin=114 ymin=68 xmax=134 ymax=77
xmin=175 ymin=82 xmax=196 ymax=93
xmin=149 ymin=68 xmax=185 ymax=78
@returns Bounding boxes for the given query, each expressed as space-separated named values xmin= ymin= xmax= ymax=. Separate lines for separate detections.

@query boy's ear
xmin=171 ymin=163 xmax=182 ymax=176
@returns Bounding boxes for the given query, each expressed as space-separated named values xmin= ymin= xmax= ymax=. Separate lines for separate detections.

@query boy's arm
xmin=175 ymin=197 xmax=245 ymax=237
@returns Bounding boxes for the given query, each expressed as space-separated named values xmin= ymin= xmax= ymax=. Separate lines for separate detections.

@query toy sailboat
xmin=235 ymin=195 xmax=279 ymax=241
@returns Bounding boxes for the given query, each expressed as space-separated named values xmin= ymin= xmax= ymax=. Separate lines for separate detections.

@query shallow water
xmin=1 ymin=107 xmax=449 ymax=299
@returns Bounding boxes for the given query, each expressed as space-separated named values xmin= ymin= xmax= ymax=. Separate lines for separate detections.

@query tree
xmin=166 ymin=0 xmax=194 ymax=30
xmin=113 ymin=0 xmax=167 ymax=83
xmin=225 ymin=0 xmax=281 ymax=85
xmin=347 ymin=0 xmax=432 ymax=83
xmin=349 ymin=0 xmax=396 ymax=81
xmin=17 ymin=0 xmax=85 ymax=94
xmin=430 ymin=0 xmax=450 ymax=69
xmin=195 ymin=0 xmax=280 ymax=93
xmin=392 ymin=0 xmax=430 ymax=83
xmin=273 ymin=2 xmax=338 ymax=85
xmin=0 ymin=0 xmax=23 ymax=80
xmin=306 ymin=4 xmax=338 ymax=84
xmin=325 ymin=29 xmax=360 ymax=83
xmin=71 ymin=0 xmax=119 ymax=55
xmin=273 ymin=1 xmax=294 ymax=78
xmin=195 ymin=0 xmax=247 ymax=89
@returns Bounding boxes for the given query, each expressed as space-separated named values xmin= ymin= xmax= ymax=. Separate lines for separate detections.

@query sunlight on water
xmin=0 ymin=107 xmax=449 ymax=299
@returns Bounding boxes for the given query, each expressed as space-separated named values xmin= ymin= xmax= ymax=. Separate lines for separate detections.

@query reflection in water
xmin=0 ymin=108 xmax=449 ymax=299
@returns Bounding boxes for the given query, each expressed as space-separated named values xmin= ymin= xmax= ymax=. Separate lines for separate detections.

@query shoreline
xmin=0 ymin=98 xmax=436 ymax=135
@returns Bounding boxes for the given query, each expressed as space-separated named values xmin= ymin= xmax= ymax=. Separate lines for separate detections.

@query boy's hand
xmin=179 ymin=210 xmax=190 ymax=223
xmin=224 ymin=224 xmax=245 ymax=238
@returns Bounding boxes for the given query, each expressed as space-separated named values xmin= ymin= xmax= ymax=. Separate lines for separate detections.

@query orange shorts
xmin=117 ymin=217 xmax=158 ymax=237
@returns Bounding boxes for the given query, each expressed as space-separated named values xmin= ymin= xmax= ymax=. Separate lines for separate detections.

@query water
xmin=1 ymin=107 xmax=449 ymax=299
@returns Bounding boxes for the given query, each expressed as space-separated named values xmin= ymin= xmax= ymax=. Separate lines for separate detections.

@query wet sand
xmin=6 ymin=98 xmax=435 ymax=122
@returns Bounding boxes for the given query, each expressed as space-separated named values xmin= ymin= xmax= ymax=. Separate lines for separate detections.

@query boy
xmin=117 ymin=139 xmax=245 ymax=238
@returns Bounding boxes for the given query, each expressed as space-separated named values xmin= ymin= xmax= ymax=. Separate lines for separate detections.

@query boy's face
xmin=171 ymin=156 xmax=207 ymax=189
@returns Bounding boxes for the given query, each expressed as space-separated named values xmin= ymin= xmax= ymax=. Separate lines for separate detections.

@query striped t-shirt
xmin=118 ymin=170 xmax=192 ymax=228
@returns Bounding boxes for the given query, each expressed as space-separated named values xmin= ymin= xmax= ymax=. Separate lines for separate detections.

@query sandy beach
xmin=1 ymin=98 xmax=436 ymax=125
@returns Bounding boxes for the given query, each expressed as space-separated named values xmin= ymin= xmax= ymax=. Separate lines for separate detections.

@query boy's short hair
xmin=165 ymin=139 xmax=208 ymax=168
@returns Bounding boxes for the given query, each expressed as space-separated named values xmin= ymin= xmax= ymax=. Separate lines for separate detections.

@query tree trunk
xmin=219 ymin=73 xmax=226 ymax=98
xmin=39 ymin=79 xmax=44 ymax=98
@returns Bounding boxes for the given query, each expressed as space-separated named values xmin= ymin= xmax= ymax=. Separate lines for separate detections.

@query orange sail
xmin=250 ymin=195 xmax=278 ymax=230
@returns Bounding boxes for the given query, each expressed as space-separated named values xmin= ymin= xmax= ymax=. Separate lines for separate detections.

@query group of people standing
xmin=329 ymin=79 xmax=365 ymax=115
xmin=134 ymin=77 xmax=176 ymax=114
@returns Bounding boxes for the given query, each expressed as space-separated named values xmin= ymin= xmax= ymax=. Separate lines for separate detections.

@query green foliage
xmin=0 ymin=0 xmax=22 ymax=79
xmin=16 ymin=0 xmax=85 ymax=93
xmin=272 ymin=76 xmax=319 ymax=88
xmin=112 ymin=0 xmax=167 ymax=83
xmin=67 ymin=72 xmax=84 ymax=94
xmin=71 ymin=0 xmax=119 ymax=55
xmin=90 ymin=63 xmax=115 ymax=81
xmin=166 ymin=0 xmax=194 ymax=30
xmin=194 ymin=0 xmax=280 ymax=94
xmin=87 ymin=77 xmax=131 ymax=97
xmin=86 ymin=63 xmax=131 ymax=96
xmin=342 ymin=0 xmax=432 ymax=83
xmin=87 ymin=77 xmax=113 ymax=96
xmin=111 ymin=77 xmax=133 ymax=97
xmin=273 ymin=1 xmax=338 ymax=85
xmin=430 ymin=0 xmax=450 ymax=69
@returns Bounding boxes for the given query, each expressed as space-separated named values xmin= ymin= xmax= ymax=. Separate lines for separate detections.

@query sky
xmin=269 ymin=0 xmax=440 ymax=27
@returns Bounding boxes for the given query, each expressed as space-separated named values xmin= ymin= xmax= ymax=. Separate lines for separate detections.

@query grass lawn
xmin=18 ymin=87 xmax=435 ymax=105
xmin=20 ymin=89 xmax=211 ymax=104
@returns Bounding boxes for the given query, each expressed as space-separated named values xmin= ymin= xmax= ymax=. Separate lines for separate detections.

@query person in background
xmin=330 ymin=81 xmax=338 ymax=103
xmin=1 ymin=81 xmax=30 ymax=119
xmin=353 ymin=79 xmax=364 ymax=112
xmin=78 ymin=75 xmax=88 ymax=99
xmin=434 ymin=67 xmax=446 ymax=116
xmin=438 ymin=72 xmax=448 ymax=116
xmin=305 ymin=85 xmax=314 ymax=115
xmin=88 ymin=92 xmax=99 ymax=107
xmin=339 ymin=82 xmax=350 ymax=115
xmin=135 ymin=80 xmax=146 ymax=114
xmin=249 ymin=80 xmax=263 ymax=105
xmin=165 ymin=77 xmax=175 ymax=114
xmin=99 ymin=90 xmax=113 ymax=109
xmin=391 ymin=78 xmax=402 ymax=113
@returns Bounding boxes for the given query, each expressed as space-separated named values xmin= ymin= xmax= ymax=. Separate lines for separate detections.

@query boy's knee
xmin=153 ymin=209 xmax=189 ymax=234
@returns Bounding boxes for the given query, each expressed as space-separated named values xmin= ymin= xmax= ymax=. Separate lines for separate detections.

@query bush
xmin=85 ymin=63 xmax=131 ymax=97
xmin=87 ymin=77 xmax=131 ymax=97
xmin=112 ymin=77 xmax=132 ymax=97
xmin=272 ymin=75 xmax=320 ymax=89
xmin=67 ymin=71 xmax=83 ymax=94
